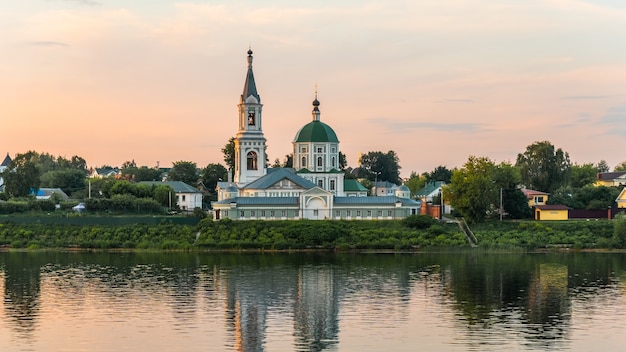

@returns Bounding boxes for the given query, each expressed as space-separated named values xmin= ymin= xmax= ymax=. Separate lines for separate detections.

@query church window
xmin=302 ymin=146 xmax=307 ymax=153
xmin=317 ymin=157 xmax=323 ymax=167
xmin=313 ymin=209 xmax=319 ymax=216
xmin=301 ymin=156 xmax=306 ymax=168
xmin=317 ymin=147 xmax=323 ymax=153
xmin=248 ymin=111 xmax=255 ymax=125
xmin=318 ymin=180 xmax=323 ymax=188
xmin=270 ymin=210 xmax=275 ymax=217
xmin=251 ymin=210 xmax=256 ymax=217
xmin=357 ymin=210 xmax=361 ymax=216
xmin=331 ymin=157 xmax=336 ymax=167
xmin=331 ymin=147 xmax=336 ymax=153
xmin=335 ymin=210 xmax=340 ymax=217
xmin=247 ymin=151 xmax=258 ymax=170
xmin=240 ymin=211 xmax=245 ymax=217
xmin=367 ymin=210 xmax=372 ymax=216
xmin=261 ymin=210 xmax=266 ymax=217
xmin=330 ymin=180 xmax=336 ymax=191
xmin=347 ymin=210 xmax=351 ymax=216
xmin=281 ymin=210 xmax=286 ymax=217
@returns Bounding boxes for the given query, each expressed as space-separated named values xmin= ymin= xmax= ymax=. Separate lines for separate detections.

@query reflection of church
xmin=212 ymin=50 xmax=421 ymax=220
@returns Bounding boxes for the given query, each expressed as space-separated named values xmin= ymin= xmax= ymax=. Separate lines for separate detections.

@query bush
xmin=402 ymin=215 xmax=436 ymax=229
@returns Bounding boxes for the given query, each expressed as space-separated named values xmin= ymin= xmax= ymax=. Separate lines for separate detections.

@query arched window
xmin=330 ymin=179 xmax=336 ymax=191
xmin=317 ymin=157 xmax=323 ymax=167
xmin=318 ymin=180 xmax=323 ymax=188
xmin=301 ymin=156 xmax=306 ymax=168
xmin=331 ymin=156 xmax=336 ymax=167
xmin=247 ymin=151 xmax=258 ymax=170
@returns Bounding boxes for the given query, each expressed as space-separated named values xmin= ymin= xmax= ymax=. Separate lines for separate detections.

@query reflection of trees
xmin=1 ymin=252 xmax=44 ymax=340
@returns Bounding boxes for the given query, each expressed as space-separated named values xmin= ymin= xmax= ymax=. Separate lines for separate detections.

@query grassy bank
xmin=0 ymin=216 xmax=622 ymax=251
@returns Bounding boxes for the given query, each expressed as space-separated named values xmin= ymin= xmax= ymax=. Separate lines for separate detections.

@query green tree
xmin=615 ymin=160 xmax=626 ymax=172
xmin=426 ymin=165 xmax=453 ymax=183
xmin=222 ymin=137 xmax=236 ymax=171
xmin=2 ymin=151 xmax=41 ymax=197
xmin=515 ymin=141 xmax=570 ymax=193
xmin=596 ymin=160 xmax=610 ymax=173
xmin=200 ymin=163 xmax=228 ymax=193
xmin=444 ymin=156 xmax=497 ymax=223
xmin=153 ymin=184 xmax=176 ymax=208
xmin=569 ymin=163 xmax=599 ymax=188
xmin=491 ymin=162 xmax=531 ymax=219
xmin=613 ymin=214 xmax=626 ymax=248
xmin=40 ymin=169 xmax=86 ymax=195
xmin=121 ymin=165 xmax=162 ymax=182
xmin=358 ymin=150 xmax=402 ymax=185
xmin=339 ymin=152 xmax=347 ymax=170
xmin=168 ymin=161 xmax=198 ymax=185
xmin=404 ymin=171 xmax=426 ymax=197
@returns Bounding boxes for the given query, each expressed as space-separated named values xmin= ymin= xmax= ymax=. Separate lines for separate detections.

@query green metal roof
xmin=139 ymin=181 xmax=201 ymax=193
xmin=415 ymin=181 xmax=444 ymax=197
xmin=245 ymin=168 xmax=316 ymax=190
xmin=343 ymin=179 xmax=368 ymax=192
xmin=294 ymin=121 xmax=339 ymax=143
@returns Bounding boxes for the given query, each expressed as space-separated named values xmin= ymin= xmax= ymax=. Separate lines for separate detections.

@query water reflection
xmin=0 ymin=252 xmax=625 ymax=351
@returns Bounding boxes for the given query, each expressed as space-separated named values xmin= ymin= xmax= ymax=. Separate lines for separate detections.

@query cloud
xmin=373 ymin=119 xmax=486 ymax=133
xmin=59 ymin=0 xmax=99 ymax=5
xmin=438 ymin=98 xmax=475 ymax=104
xmin=27 ymin=41 xmax=69 ymax=47
xmin=562 ymin=95 xmax=611 ymax=100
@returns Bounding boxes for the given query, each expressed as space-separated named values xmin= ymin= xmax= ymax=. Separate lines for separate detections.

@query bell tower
xmin=234 ymin=49 xmax=267 ymax=184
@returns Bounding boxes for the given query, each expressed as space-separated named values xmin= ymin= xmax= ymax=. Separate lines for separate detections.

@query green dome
xmin=294 ymin=121 xmax=339 ymax=143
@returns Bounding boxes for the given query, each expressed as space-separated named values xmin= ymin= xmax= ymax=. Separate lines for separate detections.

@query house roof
xmin=0 ymin=153 xmax=11 ymax=167
xmin=245 ymin=168 xmax=316 ymax=190
xmin=534 ymin=205 xmax=569 ymax=210
xmin=344 ymin=179 xmax=368 ymax=192
xmin=34 ymin=188 xmax=69 ymax=200
xmin=334 ymin=196 xmax=421 ymax=206
xmin=374 ymin=181 xmax=397 ymax=189
xmin=521 ymin=188 xmax=549 ymax=197
xmin=213 ymin=197 xmax=299 ymax=206
xmin=415 ymin=181 xmax=444 ymax=197
xmin=139 ymin=181 xmax=201 ymax=193
xmin=597 ymin=172 xmax=626 ymax=180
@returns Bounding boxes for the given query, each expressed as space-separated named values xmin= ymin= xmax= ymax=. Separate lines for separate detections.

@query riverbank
xmin=0 ymin=216 xmax=622 ymax=250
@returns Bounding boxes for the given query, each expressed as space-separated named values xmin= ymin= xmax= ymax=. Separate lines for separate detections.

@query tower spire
xmin=241 ymin=48 xmax=260 ymax=103
xmin=312 ymin=84 xmax=320 ymax=122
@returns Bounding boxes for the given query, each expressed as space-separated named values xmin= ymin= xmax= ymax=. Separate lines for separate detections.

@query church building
xmin=212 ymin=50 xmax=420 ymax=220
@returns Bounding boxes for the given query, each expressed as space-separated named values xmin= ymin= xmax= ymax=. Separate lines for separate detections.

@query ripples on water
xmin=1 ymin=252 xmax=626 ymax=351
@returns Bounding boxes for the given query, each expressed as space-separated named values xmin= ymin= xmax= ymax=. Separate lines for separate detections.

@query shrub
xmin=402 ymin=215 xmax=436 ymax=229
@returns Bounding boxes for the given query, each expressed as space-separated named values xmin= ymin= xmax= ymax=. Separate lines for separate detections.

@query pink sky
xmin=1 ymin=0 xmax=625 ymax=177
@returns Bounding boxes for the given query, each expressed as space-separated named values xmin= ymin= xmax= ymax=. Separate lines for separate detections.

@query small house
xmin=534 ymin=205 xmax=569 ymax=221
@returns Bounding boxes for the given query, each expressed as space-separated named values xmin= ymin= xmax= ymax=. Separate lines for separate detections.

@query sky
xmin=1 ymin=0 xmax=625 ymax=177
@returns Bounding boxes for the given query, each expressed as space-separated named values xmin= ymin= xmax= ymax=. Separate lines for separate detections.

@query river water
xmin=1 ymin=251 xmax=626 ymax=351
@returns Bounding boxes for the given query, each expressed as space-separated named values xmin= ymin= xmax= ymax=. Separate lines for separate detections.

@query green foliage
xmin=445 ymin=156 xmax=497 ymax=223
xmin=612 ymin=214 xmax=626 ymax=248
xmin=168 ymin=161 xmax=198 ymax=185
xmin=358 ymin=151 xmax=402 ymax=185
xmin=426 ymin=165 xmax=453 ymax=184
xmin=515 ymin=140 xmax=570 ymax=193
xmin=40 ymin=169 xmax=87 ymax=195
xmin=615 ymin=160 xmax=626 ymax=172
xmin=222 ymin=137 xmax=236 ymax=171
xmin=569 ymin=163 xmax=599 ymax=188
xmin=200 ymin=163 xmax=228 ymax=193
xmin=404 ymin=172 xmax=427 ymax=198
xmin=402 ymin=215 xmax=436 ymax=229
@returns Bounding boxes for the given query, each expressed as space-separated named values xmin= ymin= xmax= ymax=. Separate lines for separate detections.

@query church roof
xmin=334 ymin=196 xmax=421 ymax=206
xmin=139 ymin=181 xmax=202 ymax=193
xmin=1 ymin=153 xmax=11 ymax=167
xmin=241 ymin=49 xmax=260 ymax=102
xmin=245 ymin=168 xmax=316 ymax=190
xmin=213 ymin=197 xmax=299 ymax=206
xmin=344 ymin=179 xmax=368 ymax=192
xmin=294 ymin=121 xmax=339 ymax=143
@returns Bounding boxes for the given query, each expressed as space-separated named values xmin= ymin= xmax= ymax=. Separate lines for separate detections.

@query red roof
xmin=535 ymin=205 xmax=569 ymax=210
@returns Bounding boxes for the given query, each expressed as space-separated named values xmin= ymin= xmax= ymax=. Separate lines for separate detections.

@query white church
xmin=212 ymin=50 xmax=420 ymax=220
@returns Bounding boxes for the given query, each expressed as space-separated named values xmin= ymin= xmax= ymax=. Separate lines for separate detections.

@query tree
xmin=222 ymin=137 xmax=236 ymax=171
xmin=200 ymin=163 xmax=228 ymax=193
xmin=358 ymin=150 xmax=401 ymax=185
xmin=271 ymin=158 xmax=281 ymax=168
xmin=339 ymin=152 xmax=347 ymax=170
xmin=404 ymin=171 xmax=426 ymax=197
xmin=2 ymin=151 xmax=41 ymax=197
xmin=615 ymin=160 xmax=626 ymax=172
xmin=168 ymin=161 xmax=198 ymax=185
xmin=283 ymin=154 xmax=293 ymax=168
xmin=491 ymin=162 xmax=531 ymax=219
xmin=515 ymin=141 xmax=570 ymax=193
xmin=40 ymin=169 xmax=86 ymax=195
xmin=569 ymin=163 xmax=599 ymax=189
xmin=444 ymin=156 xmax=496 ymax=223
xmin=426 ymin=165 xmax=453 ymax=184
xmin=596 ymin=160 xmax=610 ymax=173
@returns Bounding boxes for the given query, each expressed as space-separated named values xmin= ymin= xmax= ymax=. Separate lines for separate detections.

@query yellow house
xmin=616 ymin=188 xmax=626 ymax=209
xmin=521 ymin=188 xmax=549 ymax=207
xmin=595 ymin=172 xmax=626 ymax=187
xmin=534 ymin=205 xmax=569 ymax=221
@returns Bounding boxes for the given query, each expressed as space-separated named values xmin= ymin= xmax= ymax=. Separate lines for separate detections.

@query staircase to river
xmin=456 ymin=217 xmax=478 ymax=247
